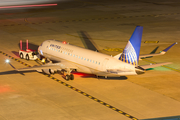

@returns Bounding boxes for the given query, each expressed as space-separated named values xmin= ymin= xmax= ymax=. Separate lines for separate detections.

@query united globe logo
xmin=119 ymin=41 xmax=138 ymax=66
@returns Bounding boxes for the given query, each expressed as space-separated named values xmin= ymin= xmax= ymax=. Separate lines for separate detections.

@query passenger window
xmin=98 ymin=62 xmax=100 ymax=65
xmin=68 ymin=53 xmax=70 ymax=55
xmin=81 ymin=57 xmax=83 ymax=60
xmin=73 ymin=55 xmax=75 ymax=57
xmin=58 ymin=50 xmax=60 ymax=52
xmin=90 ymin=60 xmax=91 ymax=62
xmin=87 ymin=59 xmax=89 ymax=61
xmin=92 ymin=60 xmax=94 ymax=63
xmin=49 ymin=47 xmax=51 ymax=49
xmin=70 ymin=53 xmax=72 ymax=56
xmin=95 ymin=61 xmax=97 ymax=64
xmin=76 ymin=55 xmax=78 ymax=58
xmin=78 ymin=56 xmax=80 ymax=59
xmin=84 ymin=58 xmax=86 ymax=60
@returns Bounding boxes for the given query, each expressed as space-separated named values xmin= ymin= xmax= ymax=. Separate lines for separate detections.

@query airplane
xmin=17 ymin=26 xmax=177 ymax=80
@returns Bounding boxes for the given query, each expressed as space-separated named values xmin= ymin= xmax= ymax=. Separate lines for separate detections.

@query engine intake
xmin=42 ymin=69 xmax=56 ymax=74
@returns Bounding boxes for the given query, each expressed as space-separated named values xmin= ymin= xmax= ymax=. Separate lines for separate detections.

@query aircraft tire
xmin=20 ymin=53 xmax=23 ymax=59
xmin=26 ymin=54 xmax=29 ymax=60
xmin=70 ymin=74 xmax=74 ymax=80
xmin=65 ymin=75 xmax=70 ymax=81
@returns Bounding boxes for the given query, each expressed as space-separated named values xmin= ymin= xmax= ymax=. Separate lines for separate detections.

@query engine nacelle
xmin=42 ymin=69 xmax=56 ymax=74
xmin=49 ymin=69 xmax=55 ymax=74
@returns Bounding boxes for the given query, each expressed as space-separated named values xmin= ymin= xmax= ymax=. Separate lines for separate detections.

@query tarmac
xmin=0 ymin=0 xmax=180 ymax=120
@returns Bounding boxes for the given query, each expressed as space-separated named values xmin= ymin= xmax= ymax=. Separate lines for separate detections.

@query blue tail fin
xmin=119 ymin=26 xmax=143 ymax=66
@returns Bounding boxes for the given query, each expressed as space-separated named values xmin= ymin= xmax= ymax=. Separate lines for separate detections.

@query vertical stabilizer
xmin=119 ymin=26 xmax=143 ymax=66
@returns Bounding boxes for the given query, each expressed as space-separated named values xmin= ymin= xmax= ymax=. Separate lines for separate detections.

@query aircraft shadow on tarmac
xmin=70 ymin=72 xmax=128 ymax=80
xmin=0 ymin=70 xmax=37 ymax=76
xmin=11 ymin=51 xmax=20 ymax=58
xmin=78 ymin=31 xmax=100 ymax=52
xmin=97 ymin=76 xmax=128 ymax=80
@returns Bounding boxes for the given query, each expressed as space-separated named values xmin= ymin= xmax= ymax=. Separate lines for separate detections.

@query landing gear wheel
xmin=26 ymin=54 xmax=29 ymax=60
xmin=20 ymin=53 xmax=23 ymax=59
xmin=65 ymin=75 xmax=70 ymax=81
xmin=70 ymin=74 xmax=74 ymax=80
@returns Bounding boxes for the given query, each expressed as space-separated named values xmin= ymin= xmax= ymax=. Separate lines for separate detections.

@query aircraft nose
xmin=38 ymin=46 xmax=40 ymax=51
xmin=38 ymin=46 xmax=44 ymax=55
xmin=38 ymin=46 xmax=41 ymax=53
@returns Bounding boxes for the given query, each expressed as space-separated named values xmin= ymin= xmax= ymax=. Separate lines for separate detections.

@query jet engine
xmin=42 ymin=69 xmax=56 ymax=74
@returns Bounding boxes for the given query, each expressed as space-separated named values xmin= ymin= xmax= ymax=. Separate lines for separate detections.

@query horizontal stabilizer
xmin=139 ymin=53 xmax=164 ymax=59
xmin=163 ymin=42 xmax=177 ymax=52
xmin=139 ymin=62 xmax=172 ymax=70
xmin=139 ymin=42 xmax=177 ymax=59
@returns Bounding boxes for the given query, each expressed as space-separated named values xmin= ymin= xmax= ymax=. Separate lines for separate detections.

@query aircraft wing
xmin=139 ymin=62 xmax=172 ymax=70
xmin=17 ymin=62 xmax=78 ymax=71
xmin=139 ymin=42 xmax=177 ymax=59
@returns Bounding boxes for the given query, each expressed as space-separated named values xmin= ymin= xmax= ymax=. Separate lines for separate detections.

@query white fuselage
xmin=38 ymin=40 xmax=137 ymax=77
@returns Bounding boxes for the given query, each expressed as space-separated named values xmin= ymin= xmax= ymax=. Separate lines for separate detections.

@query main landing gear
xmin=63 ymin=68 xmax=74 ymax=81
xmin=65 ymin=74 xmax=74 ymax=81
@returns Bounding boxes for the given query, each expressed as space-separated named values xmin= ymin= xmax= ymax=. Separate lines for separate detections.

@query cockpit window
xmin=40 ymin=43 xmax=43 ymax=46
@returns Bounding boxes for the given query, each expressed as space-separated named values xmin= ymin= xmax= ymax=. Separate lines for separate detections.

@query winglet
xmin=160 ymin=42 xmax=177 ymax=54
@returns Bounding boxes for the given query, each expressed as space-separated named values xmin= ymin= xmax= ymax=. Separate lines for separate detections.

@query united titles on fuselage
xmin=50 ymin=44 xmax=61 ymax=49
